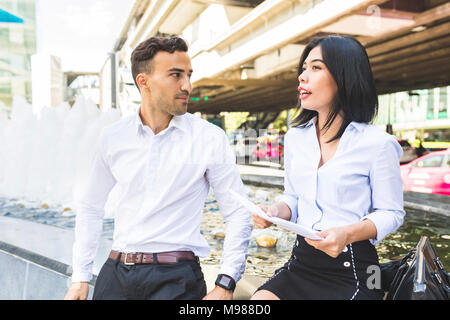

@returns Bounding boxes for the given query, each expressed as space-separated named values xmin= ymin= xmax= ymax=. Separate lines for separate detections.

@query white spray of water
xmin=0 ymin=96 xmax=121 ymax=217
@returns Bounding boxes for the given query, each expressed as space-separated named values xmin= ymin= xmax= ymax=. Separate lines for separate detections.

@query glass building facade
xmin=0 ymin=0 xmax=36 ymax=108
xmin=375 ymin=86 xmax=450 ymax=149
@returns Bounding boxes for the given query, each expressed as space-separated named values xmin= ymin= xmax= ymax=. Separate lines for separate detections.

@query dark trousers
xmin=92 ymin=257 xmax=207 ymax=300
xmin=257 ymin=236 xmax=384 ymax=300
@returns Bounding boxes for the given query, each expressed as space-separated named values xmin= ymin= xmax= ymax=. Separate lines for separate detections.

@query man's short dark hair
xmin=130 ymin=36 xmax=188 ymax=89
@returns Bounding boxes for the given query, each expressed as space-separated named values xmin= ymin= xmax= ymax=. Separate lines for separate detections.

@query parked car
xmin=398 ymin=139 xmax=418 ymax=164
xmin=252 ymin=137 xmax=284 ymax=162
xmin=400 ymin=148 xmax=450 ymax=195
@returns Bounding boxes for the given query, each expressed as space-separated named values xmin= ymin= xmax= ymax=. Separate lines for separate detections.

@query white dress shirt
xmin=71 ymin=111 xmax=252 ymax=283
xmin=280 ymin=117 xmax=405 ymax=245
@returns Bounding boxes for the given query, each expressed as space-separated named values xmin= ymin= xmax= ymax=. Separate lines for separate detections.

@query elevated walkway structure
xmin=106 ymin=0 xmax=449 ymax=115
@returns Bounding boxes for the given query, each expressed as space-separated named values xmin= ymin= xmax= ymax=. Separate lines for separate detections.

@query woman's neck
xmin=315 ymin=112 xmax=344 ymax=143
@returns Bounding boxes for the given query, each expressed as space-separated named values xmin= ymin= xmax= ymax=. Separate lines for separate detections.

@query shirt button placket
xmin=149 ymin=138 xmax=160 ymax=193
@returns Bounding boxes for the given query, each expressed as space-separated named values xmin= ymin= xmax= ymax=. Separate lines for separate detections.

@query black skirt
xmin=256 ymin=235 xmax=384 ymax=300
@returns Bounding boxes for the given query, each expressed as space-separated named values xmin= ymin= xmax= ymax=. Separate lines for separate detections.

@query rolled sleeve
xmin=280 ymin=195 xmax=298 ymax=223
xmin=363 ymin=135 xmax=405 ymax=244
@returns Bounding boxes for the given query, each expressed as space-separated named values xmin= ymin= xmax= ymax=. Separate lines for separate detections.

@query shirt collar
xmin=297 ymin=116 xmax=316 ymax=129
xmin=134 ymin=110 xmax=145 ymax=134
xmin=297 ymin=116 xmax=365 ymax=133
xmin=134 ymin=109 xmax=190 ymax=136
xmin=167 ymin=113 xmax=190 ymax=133
xmin=348 ymin=121 xmax=365 ymax=133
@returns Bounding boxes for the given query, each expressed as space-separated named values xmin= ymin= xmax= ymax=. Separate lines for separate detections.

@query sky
xmin=36 ymin=0 xmax=135 ymax=72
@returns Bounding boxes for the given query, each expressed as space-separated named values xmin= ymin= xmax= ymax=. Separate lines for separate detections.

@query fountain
xmin=0 ymin=95 xmax=121 ymax=217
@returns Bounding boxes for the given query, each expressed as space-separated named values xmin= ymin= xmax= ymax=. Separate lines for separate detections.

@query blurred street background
xmin=0 ymin=0 xmax=448 ymax=295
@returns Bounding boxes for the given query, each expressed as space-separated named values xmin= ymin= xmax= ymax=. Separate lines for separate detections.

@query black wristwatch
xmin=215 ymin=274 xmax=236 ymax=292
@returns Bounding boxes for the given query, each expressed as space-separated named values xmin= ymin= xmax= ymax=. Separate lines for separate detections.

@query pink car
xmin=400 ymin=149 xmax=450 ymax=196
xmin=252 ymin=142 xmax=283 ymax=160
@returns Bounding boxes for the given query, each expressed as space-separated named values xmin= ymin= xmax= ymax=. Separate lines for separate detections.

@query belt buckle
xmin=123 ymin=252 xmax=135 ymax=265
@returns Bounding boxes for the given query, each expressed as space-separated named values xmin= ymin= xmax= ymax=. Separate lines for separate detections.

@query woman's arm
xmin=364 ymin=135 xmax=405 ymax=244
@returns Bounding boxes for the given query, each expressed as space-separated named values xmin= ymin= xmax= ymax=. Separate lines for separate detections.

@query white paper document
xmin=230 ymin=190 xmax=323 ymax=240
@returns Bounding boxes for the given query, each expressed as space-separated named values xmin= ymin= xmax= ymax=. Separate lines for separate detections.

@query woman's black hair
xmin=291 ymin=35 xmax=378 ymax=143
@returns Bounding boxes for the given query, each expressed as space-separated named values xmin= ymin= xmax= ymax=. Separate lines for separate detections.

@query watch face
xmin=220 ymin=276 xmax=231 ymax=286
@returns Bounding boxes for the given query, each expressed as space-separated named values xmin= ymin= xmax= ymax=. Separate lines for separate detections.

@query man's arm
xmin=252 ymin=201 xmax=292 ymax=229
xmin=65 ymin=131 xmax=116 ymax=299
xmin=203 ymin=130 xmax=253 ymax=300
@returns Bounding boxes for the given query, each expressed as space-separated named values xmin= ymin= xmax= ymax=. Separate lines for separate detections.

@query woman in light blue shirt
xmin=251 ymin=35 xmax=405 ymax=300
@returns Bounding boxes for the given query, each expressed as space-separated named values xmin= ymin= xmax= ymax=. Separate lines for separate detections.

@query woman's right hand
xmin=252 ymin=205 xmax=278 ymax=229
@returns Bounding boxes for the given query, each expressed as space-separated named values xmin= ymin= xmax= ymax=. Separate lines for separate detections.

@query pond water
xmin=201 ymin=186 xmax=450 ymax=278
xmin=0 ymin=185 xmax=448 ymax=279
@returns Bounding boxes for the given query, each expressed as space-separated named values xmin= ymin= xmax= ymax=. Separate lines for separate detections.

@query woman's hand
xmin=305 ymin=220 xmax=377 ymax=258
xmin=305 ymin=226 xmax=349 ymax=258
xmin=251 ymin=205 xmax=278 ymax=229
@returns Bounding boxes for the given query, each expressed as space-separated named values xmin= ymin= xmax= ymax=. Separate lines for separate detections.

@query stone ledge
xmin=0 ymin=241 xmax=82 ymax=283
xmin=0 ymin=216 xmax=265 ymax=299
xmin=241 ymin=175 xmax=283 ymax=189
xmin=0 ymin=242 xmax=95 ymax=299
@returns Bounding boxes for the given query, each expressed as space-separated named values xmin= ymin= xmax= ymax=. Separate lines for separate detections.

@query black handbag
xmin=381 ymin=236 xmax=450 ymax=300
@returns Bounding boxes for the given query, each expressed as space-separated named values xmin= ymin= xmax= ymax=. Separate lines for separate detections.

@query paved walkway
xmin=238 ymin=162 xmax=284 ymax=189
xmin=238 ymin=161 xmax=284 ymax=177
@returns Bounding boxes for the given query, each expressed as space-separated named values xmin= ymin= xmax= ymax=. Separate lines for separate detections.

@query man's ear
xmin=136 ymin=74 xmax=149 ymax=91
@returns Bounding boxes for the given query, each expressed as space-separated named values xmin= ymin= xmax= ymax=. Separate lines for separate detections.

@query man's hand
xmin=64 ymin=282 xmax=89 ymax=300
xmin=252 ymin=205 xmax=278 ymax=229
xmin=202 ymin=286 xmax=233 ymax=300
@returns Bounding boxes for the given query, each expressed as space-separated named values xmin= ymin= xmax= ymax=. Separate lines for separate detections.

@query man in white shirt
xmin=64 ymin=37 xmax=252 ymax=300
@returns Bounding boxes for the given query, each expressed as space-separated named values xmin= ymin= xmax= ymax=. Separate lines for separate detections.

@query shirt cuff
xmin=360 ymin=209 xmax=404 ymax=245
xmin=218 ymin=264 xmax=244 ymax=284
xmin=279 ymin=195 xmax=298 ymax=223
xmin=71 ymin=271 xmax=92 ymax=283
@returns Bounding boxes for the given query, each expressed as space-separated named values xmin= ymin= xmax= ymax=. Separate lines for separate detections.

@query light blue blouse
xmin=280 ymin=117 xmax=405 ymax=244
